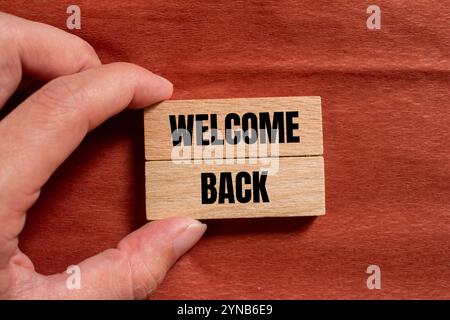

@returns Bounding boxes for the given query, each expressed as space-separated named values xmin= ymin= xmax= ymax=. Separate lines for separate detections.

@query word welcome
xmin=169 ymin=111 xmax=300 ymax=146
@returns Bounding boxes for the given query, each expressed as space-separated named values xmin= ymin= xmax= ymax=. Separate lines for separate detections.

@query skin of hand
xmin=0 ymin=12 xmax=207 ymax=299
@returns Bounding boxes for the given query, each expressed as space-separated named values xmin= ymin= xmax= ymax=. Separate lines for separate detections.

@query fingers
xmin=0 ymin=12 xmax=101 ymax=108
xmin=0 ymin=62 xmax=173 ymax=268
xmin=43 ymin=218 xmax=207 ymax=300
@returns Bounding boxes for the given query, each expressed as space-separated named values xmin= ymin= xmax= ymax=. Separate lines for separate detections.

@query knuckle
xmin=110 ymin=61 xmax=134 ymax=69
xmin=109 ymin=248 xmax=160 ymax=299
xmin=106 ymin=62 xmax=148 ymax=88
xmin=109 ymin=62 xmax=144 ymax=75
xmin=75 ymin=38 xmax=100 ymax=69
xmin=30 ymin=77 xmax=85 ymax=118
xmin=116 ymin=243 xmax=164 ymax=299
xmin=131 ymin=254 xmax=162 ymax=297
xmin=135 ymin=267 xmax=161 ymax=299
xmin=60 ymin=35 xmax=100 ymax=73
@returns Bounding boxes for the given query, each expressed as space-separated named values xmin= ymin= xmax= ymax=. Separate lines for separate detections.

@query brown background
xmin=0 ymin=0 xmax=449 ymax=299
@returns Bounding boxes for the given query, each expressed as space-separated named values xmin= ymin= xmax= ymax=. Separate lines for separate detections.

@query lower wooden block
xmin=146 ymin=156 xmax=325 ymax=220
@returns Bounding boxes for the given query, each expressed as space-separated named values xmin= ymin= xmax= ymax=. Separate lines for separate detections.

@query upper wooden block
xmin=144 ymin=96 xmax=323 ymax=161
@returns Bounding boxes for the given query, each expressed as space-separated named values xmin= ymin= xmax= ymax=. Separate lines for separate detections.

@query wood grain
xmin=146 ymin=156 xmax=325 ymax=220
xmin=144 ymin=96 xmax=322 ymax=161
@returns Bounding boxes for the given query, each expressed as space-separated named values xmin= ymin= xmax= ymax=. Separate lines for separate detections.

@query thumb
xmin=45 ymin=218 xmax=206 ymax=299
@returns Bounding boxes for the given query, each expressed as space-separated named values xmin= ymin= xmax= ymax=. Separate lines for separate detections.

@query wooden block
xmin=144 ymin=96 xmax=325 ymax=220
xmin=145 ymin=156 xmax=325 ymax=220
xmin=144 ymin=96 xmax=322 ymax=161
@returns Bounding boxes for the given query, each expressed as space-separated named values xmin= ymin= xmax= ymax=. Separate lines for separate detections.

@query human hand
xmin=0 ymin=12 xmax=206 ymax=299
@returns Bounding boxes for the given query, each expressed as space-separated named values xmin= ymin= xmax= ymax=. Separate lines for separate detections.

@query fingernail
xmin=173 ymin=221 xmax=207 ymax=257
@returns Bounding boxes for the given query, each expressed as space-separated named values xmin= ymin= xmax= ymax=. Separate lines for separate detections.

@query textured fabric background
xmin=0 ymin=0 xmax=449 ymax=299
